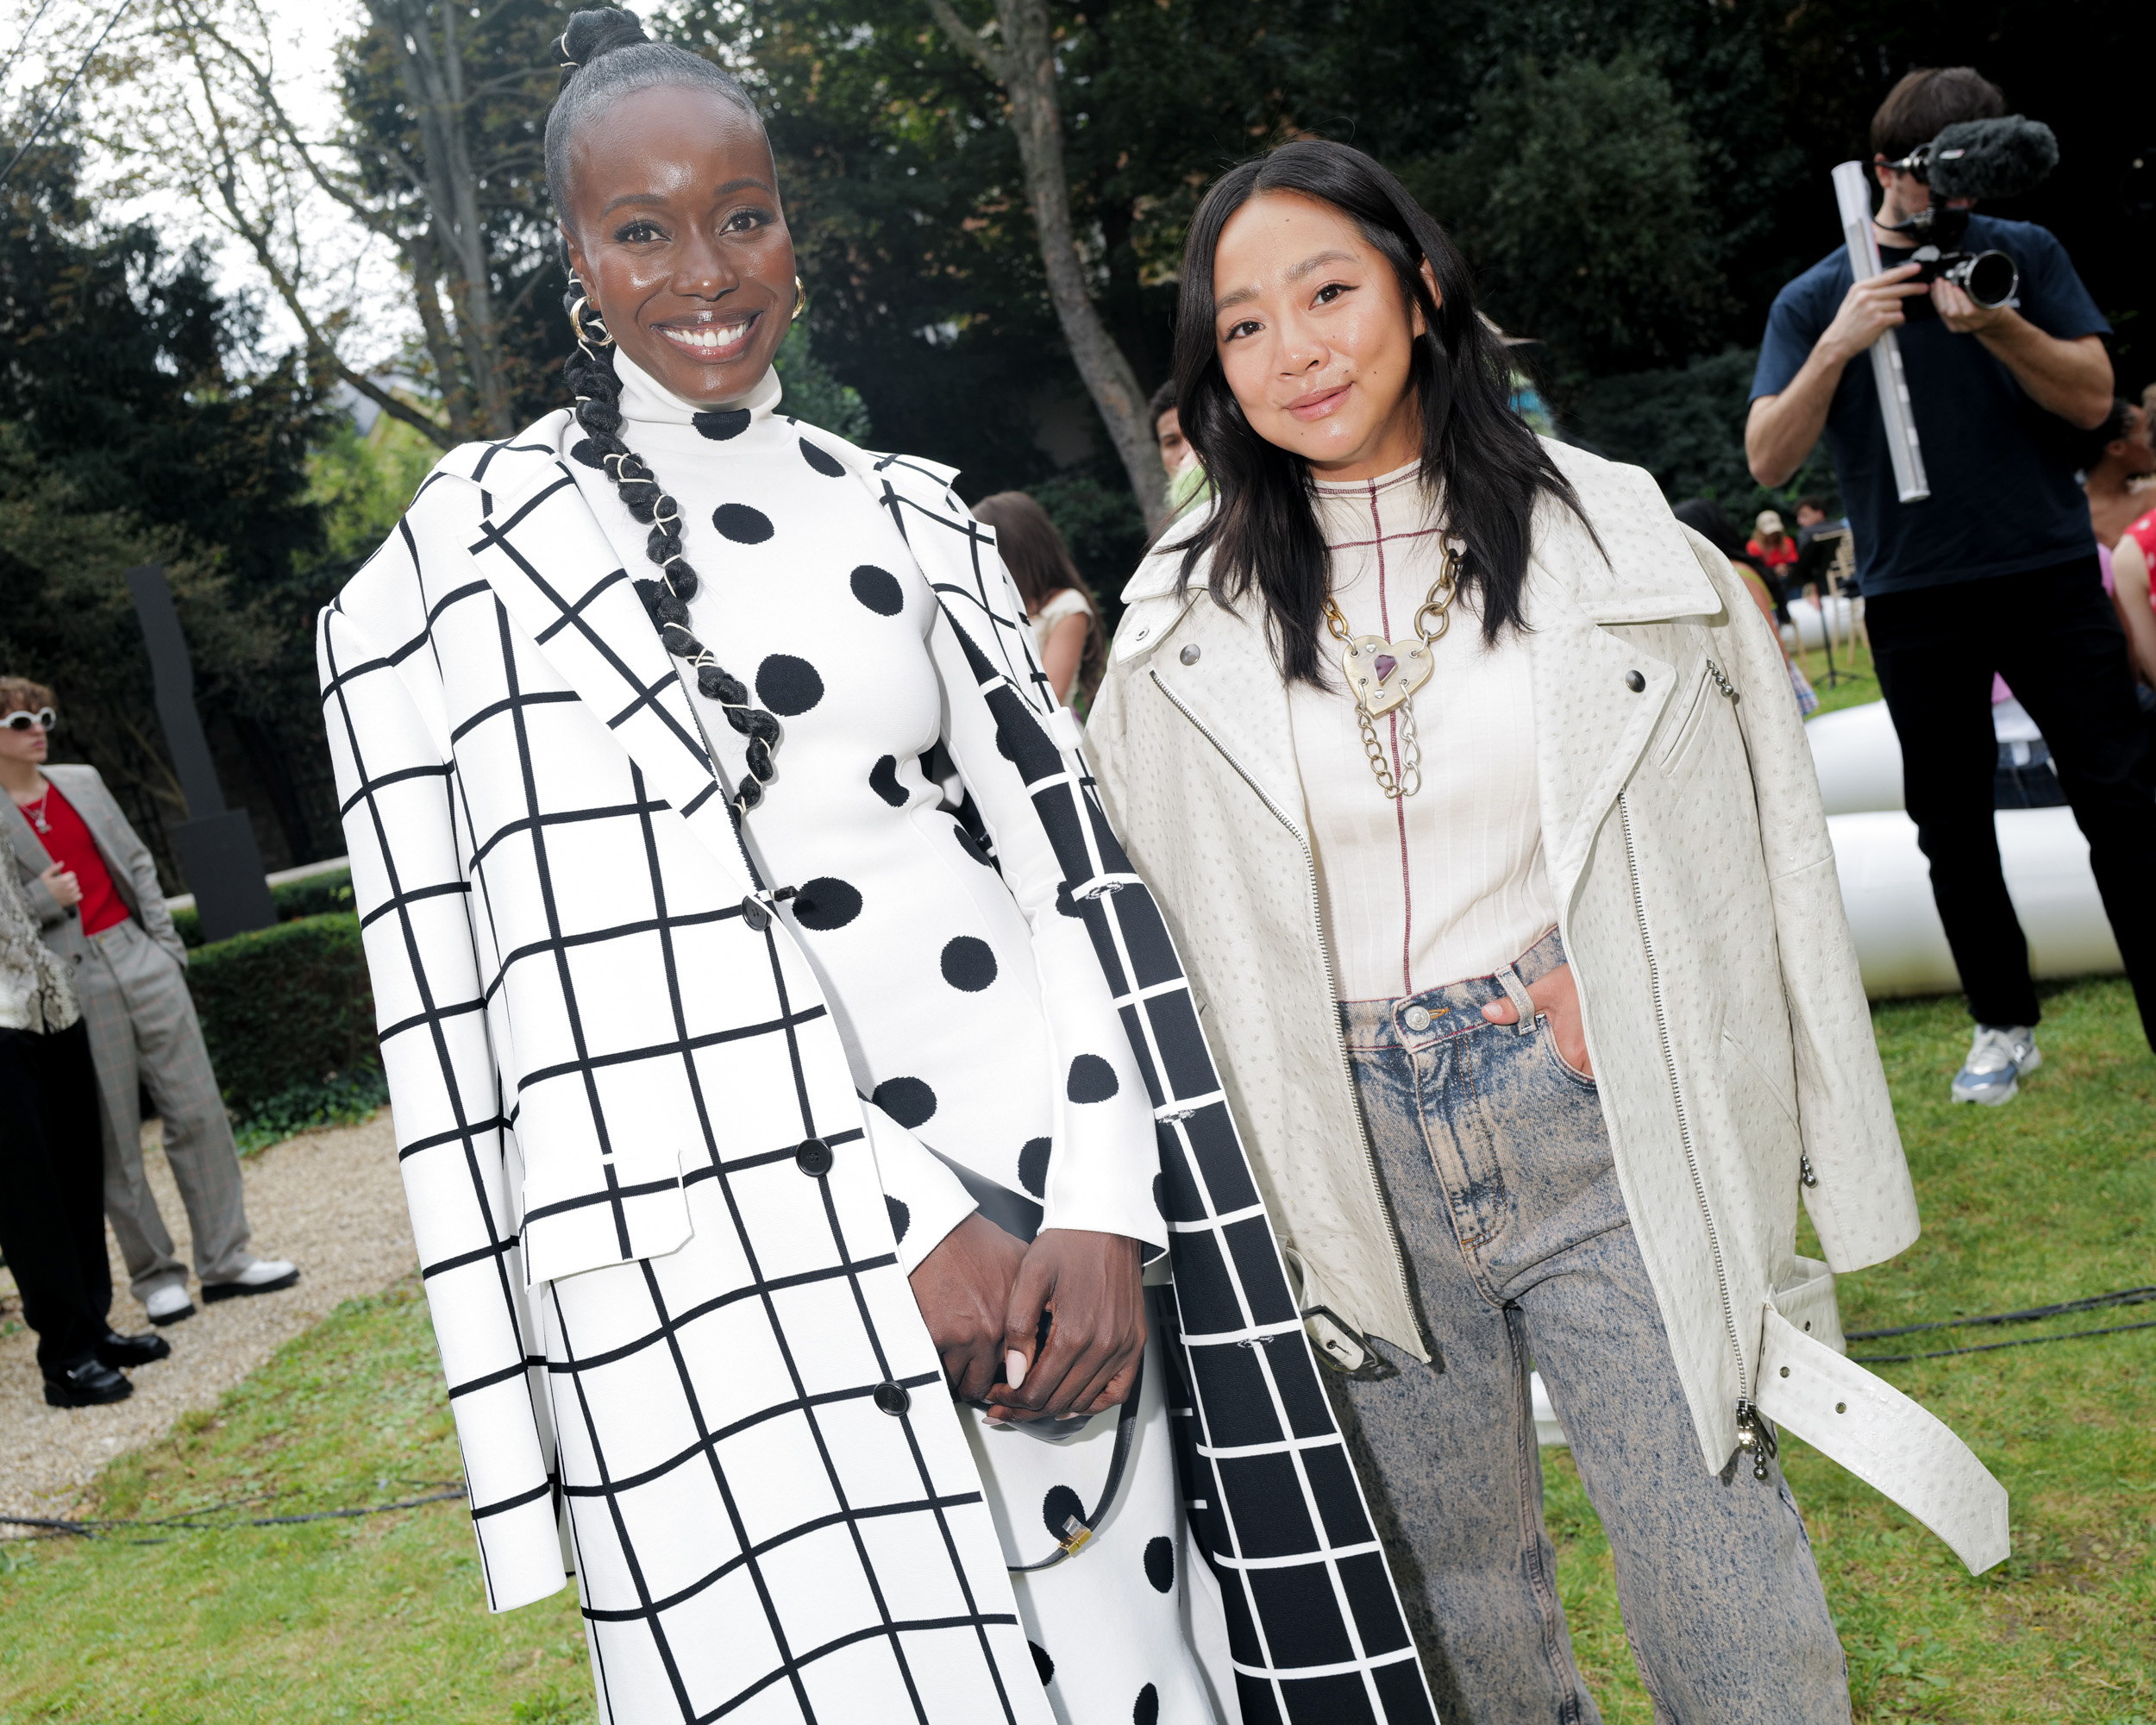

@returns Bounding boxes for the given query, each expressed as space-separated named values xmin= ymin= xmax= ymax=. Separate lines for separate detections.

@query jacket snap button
xmin=795 ymin=1138 xmax=833 ymax=1176
xmin=1625 ymin=669 xmax=1646 ymax=693
xmin=874 ymin=1381 xmax=911 ymax=1415
xmin=1779 ymin=1365 xmax=1790 ymax=1377
xmin=741 ymin=895 xmax=771 ymax=932
xmin=1403 ymin=1006 xmax=1432 ymax=1032
xmin=1179 ymin=643 xmax=1201 ymax=665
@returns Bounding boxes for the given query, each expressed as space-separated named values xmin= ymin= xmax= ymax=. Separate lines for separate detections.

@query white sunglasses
xmin=1 ymin=708 xmax=57 ymax=732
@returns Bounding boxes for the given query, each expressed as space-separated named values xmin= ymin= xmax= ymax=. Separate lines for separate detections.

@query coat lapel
xmin=453 ymin=444 xmax=760 ymax=901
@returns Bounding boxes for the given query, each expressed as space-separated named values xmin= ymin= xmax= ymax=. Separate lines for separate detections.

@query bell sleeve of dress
xmin=924 ymin=592 xmax=1169 ymax=1255
xmin=317 ymin=557 xmax=567 ymax=1614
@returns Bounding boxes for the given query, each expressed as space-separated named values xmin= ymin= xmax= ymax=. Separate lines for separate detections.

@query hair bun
xmin=558 ymin=7 xmax=649 ymax=78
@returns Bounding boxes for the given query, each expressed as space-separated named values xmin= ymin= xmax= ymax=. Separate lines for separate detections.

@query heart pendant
xmin=1341 ymin=634 xmax=1433 ymax=717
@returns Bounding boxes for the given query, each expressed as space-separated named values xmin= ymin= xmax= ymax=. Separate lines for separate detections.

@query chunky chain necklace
xmin=1320 ymin=535 xmax=1463 ymax=800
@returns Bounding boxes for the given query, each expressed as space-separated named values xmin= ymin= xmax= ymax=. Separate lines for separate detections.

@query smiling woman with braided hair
xmin=309 ymin=9 xmax=1432 ymax=1724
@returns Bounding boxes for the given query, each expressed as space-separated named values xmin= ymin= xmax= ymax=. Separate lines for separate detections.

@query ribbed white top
xmin=1288 ymin=461 xmax=1557 ymax=1000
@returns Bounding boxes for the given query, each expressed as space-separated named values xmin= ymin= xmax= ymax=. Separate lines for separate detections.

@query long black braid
xmin=561 ymin=285 xmax=784 ymax=812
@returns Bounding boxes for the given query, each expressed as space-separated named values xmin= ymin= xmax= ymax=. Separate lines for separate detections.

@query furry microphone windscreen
xmin=1928 ymin=116 xmax=2060 ymax=203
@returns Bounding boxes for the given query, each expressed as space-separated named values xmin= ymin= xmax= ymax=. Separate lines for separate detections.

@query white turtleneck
xmin=1288 ymin=461 xmax=1557 ymax=1000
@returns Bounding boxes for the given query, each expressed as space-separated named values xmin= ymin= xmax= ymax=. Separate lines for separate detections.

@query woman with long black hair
xmin=1088 ymin=140 xmax=2002 ymax=1723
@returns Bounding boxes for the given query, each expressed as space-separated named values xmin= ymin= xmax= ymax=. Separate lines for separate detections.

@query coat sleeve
xmin=861 ymin=1094 xmax=980 ymax=1274
xmin=78 ymin=769 xmax=188 ymax=967
xmin=1683 ymin=529 xmax=1920 ymax=1270
xmin=925 ymin=586 xmax=1168 ymax=1254
xmin=317 ymin=561 xmax=567 ymax=1614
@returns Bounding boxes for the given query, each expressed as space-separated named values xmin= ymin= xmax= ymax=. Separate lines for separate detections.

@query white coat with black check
xmin=317 ymin=405 xmax=1443 ymax=1725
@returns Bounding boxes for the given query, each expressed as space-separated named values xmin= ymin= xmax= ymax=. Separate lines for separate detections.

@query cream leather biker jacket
xmin=1087 ymin=442 xmax=2007 ymax=1573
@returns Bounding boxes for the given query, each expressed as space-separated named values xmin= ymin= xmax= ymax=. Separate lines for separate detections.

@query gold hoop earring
xmin=567 ymin=278 xmax=613 ymax=349
xmin=792 ymin=276 xmax=807 ymax=323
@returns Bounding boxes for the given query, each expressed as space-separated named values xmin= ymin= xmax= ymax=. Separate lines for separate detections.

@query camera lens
xmin=1952 ymin=250 xmax=2020 ymax=309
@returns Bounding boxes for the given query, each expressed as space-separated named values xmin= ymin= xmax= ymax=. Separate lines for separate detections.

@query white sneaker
xmin=1951 ymin=1026 xmax=2042 ymax=1106
xmin=143 ymin=1283 xmax=196 ymax=1326
xmin=202 ymin=1258 xmax=301 ymax=1302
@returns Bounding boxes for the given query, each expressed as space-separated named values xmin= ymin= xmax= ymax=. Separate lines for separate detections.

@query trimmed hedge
xmin=186 ymin=912 xmax=380 ymax=1138
xmin=172 ymin=869 xmax=355 ymax=950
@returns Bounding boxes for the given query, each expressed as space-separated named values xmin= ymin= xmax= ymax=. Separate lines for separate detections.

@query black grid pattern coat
xmin=317 ymin=410 xmax=1439 ymax=1725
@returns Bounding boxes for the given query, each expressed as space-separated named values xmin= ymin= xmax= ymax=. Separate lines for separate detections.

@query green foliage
xmin=306 ymin=417 xmax=442 ymax=575
xmin=1028 ymin=473 xmax=1147 ymax=629
xmin=772 ymin=319 xmax=872 ymax=442
xmin=1567 ymin=348 xmax=1837 ymax=518
xmin=185 ymin=913 xmax=379 ymax=1128
xmin=1406 ymin=54 xmax=1728 ymax=376
xmin=171 ymin=868 xmax=356 ymax=949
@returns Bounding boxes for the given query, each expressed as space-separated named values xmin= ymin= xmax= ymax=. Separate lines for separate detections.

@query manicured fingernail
xmin=1005 ymin=1350 xmax=1028 ymax=1390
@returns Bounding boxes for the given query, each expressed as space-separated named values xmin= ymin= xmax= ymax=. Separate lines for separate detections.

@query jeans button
xmin=1403 ymin=1006 xmax=1432 ymax=1032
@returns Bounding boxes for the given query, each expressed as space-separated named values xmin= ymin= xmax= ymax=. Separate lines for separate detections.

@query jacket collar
xmin=440 ymin=411 xmax=1000 ymax=901
xmin=4 ymin=769 xmax=142 ymax=919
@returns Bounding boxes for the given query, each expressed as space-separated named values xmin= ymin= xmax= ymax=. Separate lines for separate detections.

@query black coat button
xmin=874 ymin=1381 xmax=912 ymax=1415
xmin=741 ymin=895 xmax=771 ymax=931
xmin=1625 ymin=670 xmax=1646 ymax=693
xmin=795 ymin=1138 xmax=833 ymax=1176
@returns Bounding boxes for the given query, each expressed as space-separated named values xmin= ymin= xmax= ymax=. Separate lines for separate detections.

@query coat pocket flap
xmin=1768 ymin=1255 xmax=1846 ymax=1353
xmin=522 ymin=1144 xmax=693 ymax=1287
xmin=1754 ymin=1308 xmax=2008 ymax=1575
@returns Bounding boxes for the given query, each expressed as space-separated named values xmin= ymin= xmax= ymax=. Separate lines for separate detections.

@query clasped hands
xmin=907 ymin=1214 xmax=1144 ymax=1423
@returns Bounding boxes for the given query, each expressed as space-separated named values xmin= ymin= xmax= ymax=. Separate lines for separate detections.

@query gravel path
xmin=0 ymin=1112 xmax=416 ymax=1523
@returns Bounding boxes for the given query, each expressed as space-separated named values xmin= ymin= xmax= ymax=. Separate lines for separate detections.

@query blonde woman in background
xmin=973 ymin=491 xmax=1106 ymax=706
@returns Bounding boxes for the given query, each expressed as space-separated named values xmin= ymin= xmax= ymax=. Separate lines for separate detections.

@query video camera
xmin=1877 ymin=116 xmax=2059 ymax=314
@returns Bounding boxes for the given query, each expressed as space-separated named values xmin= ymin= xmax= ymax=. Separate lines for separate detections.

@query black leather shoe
xmin=43 ymin=1359 xmax=133 ymax=1408
xmin=96 ymin=1330 xmax=172 ymax=1370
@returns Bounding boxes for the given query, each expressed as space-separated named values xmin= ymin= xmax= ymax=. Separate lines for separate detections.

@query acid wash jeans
xmin=1324 ymin=929 xmax=1851 ymax=1725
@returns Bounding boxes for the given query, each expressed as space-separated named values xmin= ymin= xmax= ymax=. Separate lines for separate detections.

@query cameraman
xmin=1748 ymin=66 xmax=2155 ymax=1101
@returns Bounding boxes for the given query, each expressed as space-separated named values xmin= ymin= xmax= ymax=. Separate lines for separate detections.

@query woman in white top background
xmin=974 ymin=492 xmax=1105 ymax=708
xmin=1087 ymin=141 xmax=2005 ymax=1723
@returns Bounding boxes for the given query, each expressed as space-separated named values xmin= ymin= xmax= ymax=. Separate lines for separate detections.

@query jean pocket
xmin=1535 ymin=1018 xmax=1599 ymax=1088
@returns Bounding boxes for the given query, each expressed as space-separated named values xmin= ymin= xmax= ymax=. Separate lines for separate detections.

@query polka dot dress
xmin=561 ymin=351 xmax=1229 ymax=1725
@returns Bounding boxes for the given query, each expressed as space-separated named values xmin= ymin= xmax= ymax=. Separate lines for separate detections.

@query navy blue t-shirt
xmin=1750 ymin=215 xmax=2109 ymax=594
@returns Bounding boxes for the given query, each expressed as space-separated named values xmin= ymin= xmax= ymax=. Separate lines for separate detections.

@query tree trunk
xmin=927 ymin=0 xmax=1166 ymax=529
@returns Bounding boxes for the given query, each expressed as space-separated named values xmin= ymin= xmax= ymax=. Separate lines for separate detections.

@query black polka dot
xmin=1017 ymin=1137 xmax=1050 ymax=1199
xmin=868 ymin=755 xmax=907 ymax=807
xmin=693 ymin=407 xmax=752 ymax=441
xmin=953 ymin=824 xmax=993 ymax=867
xmin=1133 ymin=1684 xmax=1159 ymax=1725
xmin=940 ymin=936 xmax=998 ymax=992
xmin=849 ymin=563 xmax=904 ymax=616
xmin=1042 ymin=1484 xmax=1085 ymax=1544
xmin=1144 ymin=1535 xmax=1175 ymax=1593
xmin=755 ymin=654 xmax=823 ymax=715
xmin=792 ymin=876 xmax=862 ymax=931
xmin=1030 ymin=1642 xmax=1055 ymax=1685
xmin=873 ymin=1076 xmax=937 ymax=1129
xmin=1067 ymin=1055 xmax=1119 ymax=1104
xmin=713 ymin=502 xmax=774 ymax=543
xmin=799 ymin=436 xmax=847 ymax=477
xmin=886 ymin=1195 xmax=911 ymax=1244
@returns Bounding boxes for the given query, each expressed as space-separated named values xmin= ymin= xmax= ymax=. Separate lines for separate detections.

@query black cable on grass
xmin=1852 ymin=1317 xmax=2156 ymax=1365
xmin=1845 ymin=1284 xmax=2155 ymax=1341
xmin=0 ymin=1482 xmax=467 ymax=1542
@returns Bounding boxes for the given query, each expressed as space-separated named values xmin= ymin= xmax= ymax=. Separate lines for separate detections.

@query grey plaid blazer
xmin=6 ymin=765 xmax=187 ymax=969
xmin=318 ymin=416 xmax=1438 ymax=1725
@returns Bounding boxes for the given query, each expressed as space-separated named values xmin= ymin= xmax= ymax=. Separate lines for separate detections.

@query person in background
xmin=1746 ymin=65 xmax=2153 ymax=1101
xmin=1794 ymin=495 xmax=1835 ymax=543
xmin=1150 ymin=378 xmax=1208 ymax=519
xmin=1746 ymin=508 xmax=1802 ymax=596
xmin=1677 ymin=498 xmax=1819 ymax=712
xmin=971 ymin=491 xmax=1107 ymax=708
xmin=2081 ymin=398 xmax=2156 ymax=549
xmin=0 ymin=680 xmax=299 ymax=1325
xmin=0 ymin=838 xmax=171 ymax=1406
xmin=2113 ymin=507 xmax=2156 ymax=688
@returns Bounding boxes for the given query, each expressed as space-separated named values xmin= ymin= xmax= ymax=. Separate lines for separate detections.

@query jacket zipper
xmin=1148 ymin=669 xmax=1419 ymax=1333
xmin=1616 ymin=791 xmax=1767 ymax=1477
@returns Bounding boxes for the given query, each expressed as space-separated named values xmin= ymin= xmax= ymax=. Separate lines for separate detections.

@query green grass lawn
xmin=0 ymin=976 xmax=2147 ymax=1723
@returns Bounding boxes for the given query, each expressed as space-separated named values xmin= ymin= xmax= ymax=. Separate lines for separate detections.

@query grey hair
xmin=543 ymin=8 xmax=762 ymax=223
